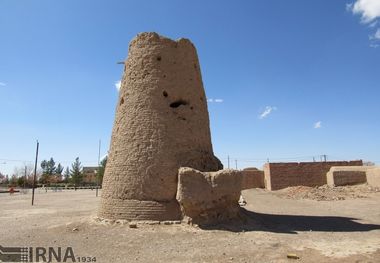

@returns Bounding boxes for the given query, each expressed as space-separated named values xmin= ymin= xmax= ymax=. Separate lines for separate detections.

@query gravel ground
xmin=273 ymin=184 xmax=380 ymax=201
xmin=0 ymin=188 xmax=379 ymax=263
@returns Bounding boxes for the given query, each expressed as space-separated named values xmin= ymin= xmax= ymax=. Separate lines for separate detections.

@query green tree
xmin=56 ymin=163 xmax=64 ymax=175
xmin=10 ymin=174 xmax=17 ymax=186
xmin=97 ymin=156 xmax=107 ymax=186
xmin=53 ymin=163 xmax=64 ymax=183
xmin=63 ymin=167 xmax=70 ymax=183
xmin=40 ymin=157 xmax=57 ymax=184
xmin=41 ymin=158 xmax=56 ymax=175
xmin=70 ymin=157 xmax=83 ymax=187
xmin=17 ymin=176 xmax=25 ymax=187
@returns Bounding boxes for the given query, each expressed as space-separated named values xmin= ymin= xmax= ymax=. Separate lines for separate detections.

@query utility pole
xmin=96 ymin=139 xmax=101 ymax=197
xmin=235 ymin=159 xmax=238 ymax=170
xmin=24 ymin=165 xmax=27 ymax=190
xmin=32 ymin=140 xmax=39 ymax=206
xmin=227 ymin=155 xmax=230 ymax=169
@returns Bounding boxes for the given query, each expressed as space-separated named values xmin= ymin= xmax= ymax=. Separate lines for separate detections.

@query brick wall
xmin=327 ymin=171 xmax=366 ymax=186
xmin=264 ymin=160 xmax=363 ymax=190
xmin=241 ymin=168 xmax=265 ymax=190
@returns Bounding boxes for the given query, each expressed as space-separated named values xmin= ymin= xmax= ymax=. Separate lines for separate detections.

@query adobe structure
xmin=177 ymin=168 xmax=242 ymax=225
xmin=326 ymin=166 xmax=367 ymax=187
xmin=98 ymin=32 xmax=223 ymax=221
xmin=327 ymin=166 xmax=380 ymax=187
xmin=264 ymin=160 xmax=363 ymax=190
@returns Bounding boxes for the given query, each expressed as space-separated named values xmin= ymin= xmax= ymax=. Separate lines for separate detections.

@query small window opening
xmin=170 ymin=99 xmax=188 ymax=108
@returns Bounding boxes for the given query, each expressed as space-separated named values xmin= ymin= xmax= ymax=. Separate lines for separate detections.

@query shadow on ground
xmin=199 ymin=208 xmax=380 ymax=234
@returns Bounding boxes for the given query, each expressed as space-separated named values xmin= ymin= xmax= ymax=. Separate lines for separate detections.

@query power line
xmin=219 ymin=154 xmax=368 ymax=164
xmin=0 ymin=158 xmax=33 ymax=163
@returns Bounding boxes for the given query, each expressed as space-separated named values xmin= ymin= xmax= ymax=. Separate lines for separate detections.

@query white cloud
xmin=348 ymin=1 xmax=380 ymax=46
xmin=372 ymin=28 xmax=380 ymax=39
xmin=369 ymin=20 xmax=378 ymax=27
xmin=346 ymin=3 xmax=354 ymax=11
xmin=376 ymin=28 xmax=380 ymax=38
xmin=350 ymin=0 xmax=380 ymax=23
xmin=207 ymin=98 xmax=223 ymax=103
xmin=369 ymin=28 xmax=380 ymax=46
xmin=0 ymin=82 xmax=6 ymax=86
xmin=259 ymin=106 xmax=277 ymax=119
xmin=115 ymin=80 xmax=121 ymax=91
xmin=314 ymin=121 xmax=322 ymax=129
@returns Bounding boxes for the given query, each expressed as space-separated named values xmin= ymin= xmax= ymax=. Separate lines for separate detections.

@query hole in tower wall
xmin=170 ymin=99 xmax=188 ymax=108
xmin=163 ymin=91 xmax=168 ymax=97
xmin=157 ymin=56 xmax=162 ymax=61
xmin=119 ymin=97 xmax=124 ymax=105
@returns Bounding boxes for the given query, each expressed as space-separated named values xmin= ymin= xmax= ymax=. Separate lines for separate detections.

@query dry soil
xmin=0 ymin=187 xmax=379 ymax=262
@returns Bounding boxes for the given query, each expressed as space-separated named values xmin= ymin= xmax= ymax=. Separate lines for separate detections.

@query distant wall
xmin=264 ymin=161 xmax=363 ymax=191
xmin=241 ymin=168 xmax=265 ymax=190
xmin=326 ymin=166 xmax=380 ymax=187
xmin=326 ymin=167 xmax=367 ymax=187
xmin=366 ymin=167 xmax=380 ymax=187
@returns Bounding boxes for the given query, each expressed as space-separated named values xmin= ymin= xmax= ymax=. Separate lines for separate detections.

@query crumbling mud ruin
xmin=177 ymin=168 xmax=242 ymax=225
xmin=98 ymin=32 xmax=241 ymax=224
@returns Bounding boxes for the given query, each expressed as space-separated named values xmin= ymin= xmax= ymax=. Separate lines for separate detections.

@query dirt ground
xmin=0 ymin=187 xmax=379 ymax=263
xmin=273 ymin=184 xmax=380 ymax=201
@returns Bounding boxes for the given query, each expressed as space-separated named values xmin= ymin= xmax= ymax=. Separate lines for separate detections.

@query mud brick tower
xmin=98 ymin=32 xmax=222 ymax=221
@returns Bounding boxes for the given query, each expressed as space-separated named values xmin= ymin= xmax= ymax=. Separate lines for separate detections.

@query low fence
xmin=0 ymin=186 xmax=101 ymax=195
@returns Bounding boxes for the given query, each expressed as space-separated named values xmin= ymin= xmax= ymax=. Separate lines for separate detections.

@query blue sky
xmin=1 ymin=0 xmax=379 ymax=175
